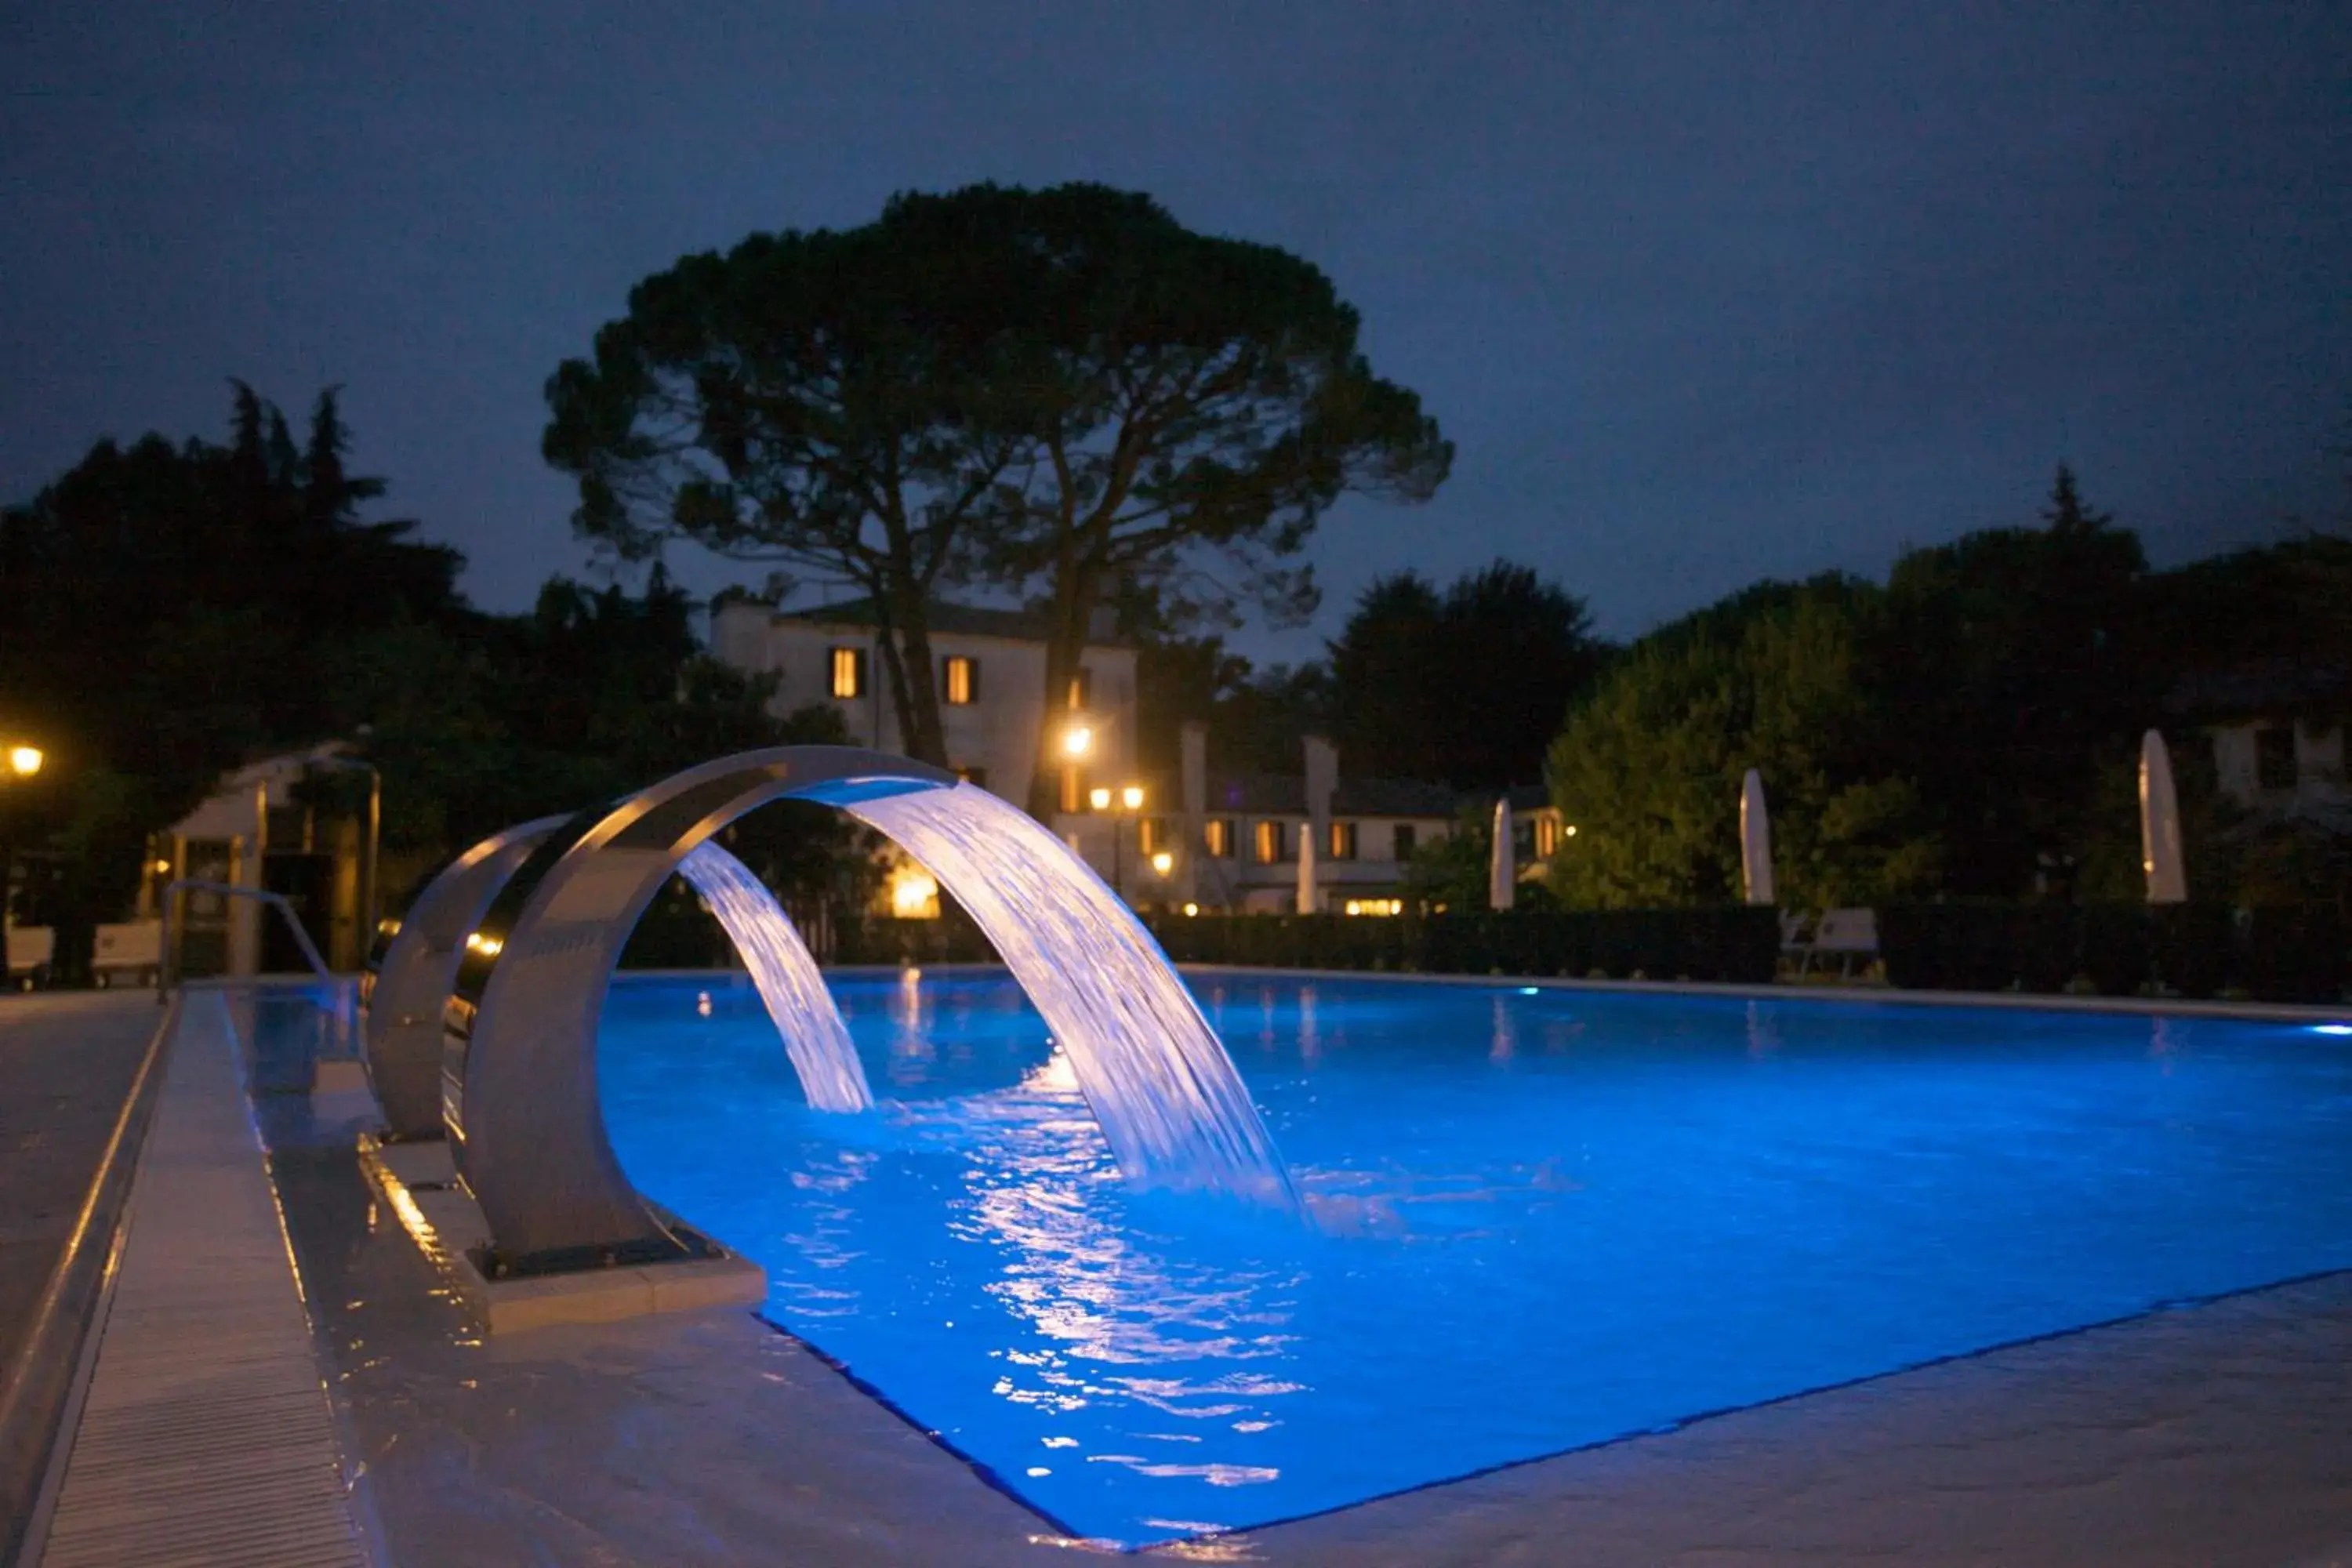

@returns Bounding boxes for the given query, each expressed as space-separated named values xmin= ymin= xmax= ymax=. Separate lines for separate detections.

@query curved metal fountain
xmin=362 ymin=815 xmax=568 ymax=1138
xmin=442 ymin=746 xmax=1294 ymax=1269
xmin=367 ymin=818 xmax=866 ymax=1133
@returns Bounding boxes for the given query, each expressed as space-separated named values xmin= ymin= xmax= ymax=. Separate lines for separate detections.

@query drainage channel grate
xmin=38 ymin=991 xmax=364 ymax=1567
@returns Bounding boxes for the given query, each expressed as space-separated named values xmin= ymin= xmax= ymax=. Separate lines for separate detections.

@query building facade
xmin=710 ymin=595 xmax=1565 ymax=915
xmin=2167 ymin=662 xmax=2350 ymax=816
xmin=712 ymin=597 xmax=1140 ymax=815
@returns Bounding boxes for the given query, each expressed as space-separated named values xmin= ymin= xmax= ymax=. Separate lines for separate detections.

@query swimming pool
xmin=597 ymin=971 xmax=2352 ymax=1545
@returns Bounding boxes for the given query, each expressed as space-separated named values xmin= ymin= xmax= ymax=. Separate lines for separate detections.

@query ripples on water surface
xmin=600 ymin=971 xmax=2352 ymax=1544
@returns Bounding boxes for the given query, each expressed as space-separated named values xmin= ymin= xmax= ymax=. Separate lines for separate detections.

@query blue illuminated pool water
xmin=598 ymin=972 xmax=2352 ymax=1545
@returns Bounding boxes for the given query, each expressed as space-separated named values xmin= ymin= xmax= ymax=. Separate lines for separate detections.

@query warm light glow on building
xmin=1342 ymin=898 xmax=1403 ymax=916
xmin=1061 ymin=724 xmax=1094 ymax=757
xmin=6 ymin=745 xmax=42 ymax=777
xmin=1182 ymin=902 xmax=1200 ymax=916
xmin=889 ymin=866 xmax=941 ymax=919
xmin=829 ymin=645 xmax=863 ymax=699
xmin=1150 ymin=851 xmax=1174 ymax=876
xmin=465 ymin=931 xmax=503 ymax=957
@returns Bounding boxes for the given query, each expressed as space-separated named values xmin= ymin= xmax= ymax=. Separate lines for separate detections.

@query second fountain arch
xmin=440 ymin=744 xmax=1295 ymax=1269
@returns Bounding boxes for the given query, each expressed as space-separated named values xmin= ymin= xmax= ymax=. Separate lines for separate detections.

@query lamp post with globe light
xmin=1 ymin=742 xmax=45 ymax=987
xmin=1087 ymin=781 xmax=1148 ymax=900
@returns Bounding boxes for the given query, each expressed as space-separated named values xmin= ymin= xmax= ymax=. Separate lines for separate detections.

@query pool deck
xmin=0 ymin=993 xmax=159 ymax=1382
xmin=9 ymin=978 xmax=2352 ymax=1564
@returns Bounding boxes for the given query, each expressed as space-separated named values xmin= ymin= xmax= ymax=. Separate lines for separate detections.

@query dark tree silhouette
xmin=1329 ymin=561 xmax=1605 ymax=789
xmin=543 ymin=182 xmax=1452 ymax=793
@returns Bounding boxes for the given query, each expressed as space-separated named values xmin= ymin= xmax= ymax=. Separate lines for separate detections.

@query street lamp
xmin=1061 ymin=723 xmax=1094 ymax=758
xmin=2 ymin=739 xmax=45 ymax=986
xmin=1090 ymin=782 xmax=1148 ymax=896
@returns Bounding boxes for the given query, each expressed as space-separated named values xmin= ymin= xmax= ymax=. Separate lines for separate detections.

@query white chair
xmin=1804 ymin=908 xmax=1879 ymax=979
xmin=5 ymin=923 xmax=56 ymax=985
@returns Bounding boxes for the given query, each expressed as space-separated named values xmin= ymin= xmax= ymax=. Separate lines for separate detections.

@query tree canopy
xmin=1329 ymin=561 xmax=1604 ymax=789
xmin=2 ymin=386 xmax=858 ymax=978
xmin=1546 ymin=575 xmax=1942 ymax=910
xmin=1544 ymin=466 xmax=2350 ymax=911
xmin=543 ymin=181 xmax=1452 ymax=803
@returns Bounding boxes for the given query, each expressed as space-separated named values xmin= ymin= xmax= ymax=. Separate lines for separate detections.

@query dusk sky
xmin=5 ymin=2 xmax=2346 ymax=661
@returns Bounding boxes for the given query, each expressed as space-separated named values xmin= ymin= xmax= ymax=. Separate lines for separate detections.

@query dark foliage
xmin=543 ymin=181 xmax=1449 ymax=797
xmin=1146 ymin=907 xmax=1780 ymax=984
xmin=1329 ymin=561 xmax=1605 ymax=789
xmin=1877 ymin=901 xmax=2345 ymax=1004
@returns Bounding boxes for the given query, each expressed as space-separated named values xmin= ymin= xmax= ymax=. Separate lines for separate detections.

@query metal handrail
xmin=157 ymin=879 xmax=339 ymax=1000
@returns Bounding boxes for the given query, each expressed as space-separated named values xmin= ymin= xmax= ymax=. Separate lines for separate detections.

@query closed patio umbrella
xmin=1740 ymin=768 xmax=1776 ymax=906
xmin=1490 ymin=797 xmax=1515 ymax=912
xmin=2140 ymin=729 xmax=2187 ymax=903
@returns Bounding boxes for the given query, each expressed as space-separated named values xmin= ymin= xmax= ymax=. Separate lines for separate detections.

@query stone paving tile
xmin=1215 ymin=1272 xmax=2352 ymax=1566
xmin=0 ymin=991 xmax=162 ymax=1367
xmin=268 ymin=1140 xmax=1073 ymax=1567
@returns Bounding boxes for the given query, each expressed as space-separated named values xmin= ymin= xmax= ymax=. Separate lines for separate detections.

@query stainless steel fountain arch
xmin=361 ymin=815 xmax=568 ymax=1138
xmin=443 ymin=747 xmax=959 ymax=1263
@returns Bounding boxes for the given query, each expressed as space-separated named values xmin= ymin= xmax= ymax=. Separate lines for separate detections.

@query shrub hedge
xmin=830 ymin=911 xmax=996 ymax=966
xmin=1146 ymin=907 xmax=1782 ymax=984
xmin=630 ymin=888 xmax=2344 ymax=1004
xmin=1877 ymin=901 xmax=2346 ymax=1004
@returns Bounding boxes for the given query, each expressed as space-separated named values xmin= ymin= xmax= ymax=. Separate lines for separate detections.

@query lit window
xmin=1059 ymin=766 xmax=1084 ymax=815
xmin=1342 ymin=898 xmax=1402 ymax=916
xmin=943 ymin=655 xmax=978 ymax=706
xmin=1204 ymin=818 xmax=1234 ymax=858
xmin=1066 ymin=669 xmax=1092 ymax=710
xmin=1139 ymin=818 xmax=1167 ymax=855
xmin=829 ymin=645 xmax=865 ymax=699
xmin=1328 ymin=821 xmax=1357 ymax=860
xmin=1535 ymin=815 xmax=1559 ymax=858
xmin=1393 ymin=824 xmax=1417 ymax=861
xmin=1254 ymin=820 xmax=1286 ymax=865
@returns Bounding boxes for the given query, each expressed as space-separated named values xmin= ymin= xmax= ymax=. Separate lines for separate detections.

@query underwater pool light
xmin=2312 ymin=1023 xmax=2352 ymax=1036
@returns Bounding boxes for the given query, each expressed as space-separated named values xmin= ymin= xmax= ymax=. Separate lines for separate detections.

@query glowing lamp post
xmin=2 ymin=741 xmax=47 ymax=986
xmin=1090 ymin=782 xmax=1149 ymax=898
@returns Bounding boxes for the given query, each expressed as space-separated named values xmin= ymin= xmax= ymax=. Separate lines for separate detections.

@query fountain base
xmin=359 ymin=1134 xmax=766 ymax=1334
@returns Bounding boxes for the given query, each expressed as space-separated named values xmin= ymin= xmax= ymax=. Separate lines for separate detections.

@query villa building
xmin=1161 ymin=730 xmax=1561 ymax=914
xmin=7 ymin=741 xmax=374 ymax=986
xmin=710 ymin=593 xmax=1566 ymax=916
xmin=711 ymin=596 xmax=1141 ymax=815
xmin=2166 ymin=662 xmax=2350 ymax=816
